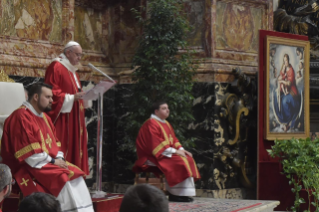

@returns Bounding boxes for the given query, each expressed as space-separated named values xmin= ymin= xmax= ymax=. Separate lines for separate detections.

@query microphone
xmin=88 ymin=63 xmax=115 ymax=82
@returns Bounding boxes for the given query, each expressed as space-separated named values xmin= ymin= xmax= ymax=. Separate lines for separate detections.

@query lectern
xmin=84 ymin=64 xmax=116 ymax=198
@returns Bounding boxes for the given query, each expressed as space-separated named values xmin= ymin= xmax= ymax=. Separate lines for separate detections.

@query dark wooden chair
xmin=133 ymin=163 xmax=166 ymax=193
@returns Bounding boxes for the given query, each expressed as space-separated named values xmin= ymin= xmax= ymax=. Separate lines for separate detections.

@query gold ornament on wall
xmin=0 ymin=70 xmax=14 ymax=82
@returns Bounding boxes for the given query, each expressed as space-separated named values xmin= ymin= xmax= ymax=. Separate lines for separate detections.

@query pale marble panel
xmin=0 ymin=0 xmax=62 ymax=42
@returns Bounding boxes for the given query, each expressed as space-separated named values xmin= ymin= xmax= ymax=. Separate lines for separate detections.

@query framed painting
xmin=265 ymin=36 xmax=310 ymax=140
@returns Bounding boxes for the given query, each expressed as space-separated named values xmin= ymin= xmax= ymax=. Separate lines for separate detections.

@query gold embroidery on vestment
xmin=152 ymin=140 xmax=170 ymax=156
xmin=192 ymin=158 xmax=200 ymax=178
xmin=66 ymin=161 xmax=83 ymax=172
xmin=68 ymin=170 xmax=74 ymax=179
xmin=46 ymin=134 xmax=52 ymax=148
xmin=179 ymin=156 xmax=193 ymax=177
xmin=20 ymin=178 xmax=29 ymax=186
xmin=14 ymin=143 xmax=41 ymax=159
xmin=174 ymin=142 xmax=182 ymax=148
xmin=169 ymin=134 xmax=173 ymax=145
xmin=39 ymin=130 xmax=49 ymax=154
xmin=152 ymin=119 xmax=172 ymax=156
xmin=80 ymin=103 xmax=84 ymax=111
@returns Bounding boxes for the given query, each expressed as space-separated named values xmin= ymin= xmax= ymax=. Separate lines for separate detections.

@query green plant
xmin=268 ymin=138 xmax=319 ymax=212
xmin=121 ymin=0 xmax=196 ymax=152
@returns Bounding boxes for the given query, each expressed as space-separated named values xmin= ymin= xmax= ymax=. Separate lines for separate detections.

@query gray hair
xmin=63 ymin=46 xmax=75 ymax=55
xmin=0 ymin=164 xmax=11 ymax=190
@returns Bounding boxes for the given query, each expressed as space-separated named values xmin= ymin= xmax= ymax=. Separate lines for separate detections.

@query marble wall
xmin=0 ymin=0 xmax=274 ymax=84
xmin=0 ymin=0 xmax=112 ymax=84
xmin=109 ymin=0 xmax=274 ymax=83
xmin=74 ymin=7 xmax=103 ymax=52
xmin=0 ymin=0 xmax=62 ymax=42
xmin=192 ymin=0 xmax=272 ymax=83
xmin=107 ymin=0 xmax=142 ymax=74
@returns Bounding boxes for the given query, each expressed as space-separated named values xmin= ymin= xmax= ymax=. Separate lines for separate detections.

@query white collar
xmin=52 ymin=53 xmax=78 ymax=73
xmin=151 ymin=114 xmax=166 ymax=123
xmin=22 ymin=101 xmax=43 ymax=117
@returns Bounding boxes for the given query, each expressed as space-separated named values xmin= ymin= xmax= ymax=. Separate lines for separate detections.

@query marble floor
xmin=169 ymin=198 xmax=280 ymax=212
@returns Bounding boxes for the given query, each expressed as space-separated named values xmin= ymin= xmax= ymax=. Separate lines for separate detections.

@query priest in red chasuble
xmin=1 ymin=83 xmax=94 ymax=212
xmin=133 ymin=101 xmax=201 ymax=202
xmin=44 ymin=41 xmax=91 ymax=175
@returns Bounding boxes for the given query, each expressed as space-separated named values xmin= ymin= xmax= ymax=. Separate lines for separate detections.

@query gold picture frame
xmin=265 ymin=36 xmax=310 ymax=140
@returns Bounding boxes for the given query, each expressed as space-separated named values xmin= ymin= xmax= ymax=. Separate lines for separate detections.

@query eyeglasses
xmin=11 ymin=178 xmax=15 ymax=186
xmin=0 ymin=178 xmax=15 ymax=191
xmin=70 ymin=50 xmax=83 ymax=58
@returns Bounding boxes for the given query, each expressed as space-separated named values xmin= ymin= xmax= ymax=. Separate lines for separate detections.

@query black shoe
xmin=187 ymin=197 xmax=194 ymax=202
xmin=169 ymin=194 xmax=193 ymax=202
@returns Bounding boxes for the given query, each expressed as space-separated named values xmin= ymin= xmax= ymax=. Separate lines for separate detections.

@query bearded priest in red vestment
xmin=44 ymin=41 xmax=91 ymax=175
xmin=133 ymin=101 xmax=201 ymax=202
xmin=1 ymin=83 xmax=94 ymax=212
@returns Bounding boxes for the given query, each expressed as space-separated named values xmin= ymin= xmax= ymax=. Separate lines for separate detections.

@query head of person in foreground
xmin=120 ymin=184 xmax=169 ymax=212
xmin=0 ymin=164 xmax=13 ymax=202
xmin=18 ymin=192 xmax=61 ymax=212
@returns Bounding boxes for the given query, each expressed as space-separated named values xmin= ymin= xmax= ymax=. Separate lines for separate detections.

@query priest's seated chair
xmin=132 ymin=159 xmax=166 ymax=193
xmin=0 ymin=72 xmax=27 ymax=211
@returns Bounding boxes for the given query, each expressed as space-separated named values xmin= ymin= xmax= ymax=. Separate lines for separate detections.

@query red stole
xmin=44 ymin=61 xmax=88 ymax=175
xmin=134 ymin=118 xmax=201 ymax=187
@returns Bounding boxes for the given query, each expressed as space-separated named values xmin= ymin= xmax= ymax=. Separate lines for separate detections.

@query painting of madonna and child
xmin=265 ymin=37 xmax=310 ymax=140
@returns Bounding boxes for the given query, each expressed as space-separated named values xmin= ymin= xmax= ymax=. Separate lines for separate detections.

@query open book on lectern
xmin=81 ymin=81 xmax=116 ymax=101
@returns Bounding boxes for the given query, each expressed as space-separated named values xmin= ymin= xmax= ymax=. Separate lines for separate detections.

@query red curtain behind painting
xmin=257 ymin=30 xmax=308 ymax=211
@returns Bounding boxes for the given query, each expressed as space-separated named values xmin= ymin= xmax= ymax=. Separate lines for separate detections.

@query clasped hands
xmin=175 ymin=149 xmax=193 ymax=158
xmin=54 ymin=159 xmax=68 ymax=169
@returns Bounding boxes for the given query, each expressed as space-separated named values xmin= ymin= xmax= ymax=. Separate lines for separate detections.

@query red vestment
xmin=1 ymin=106 xmax=85 ymax=197
xmin=133 ymin=118 xmax=201 ymax=187
xmin=44 ymin=61 xmax=88 ymax=174
xmin=285 ymin=65 xmax=298 ymax=96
